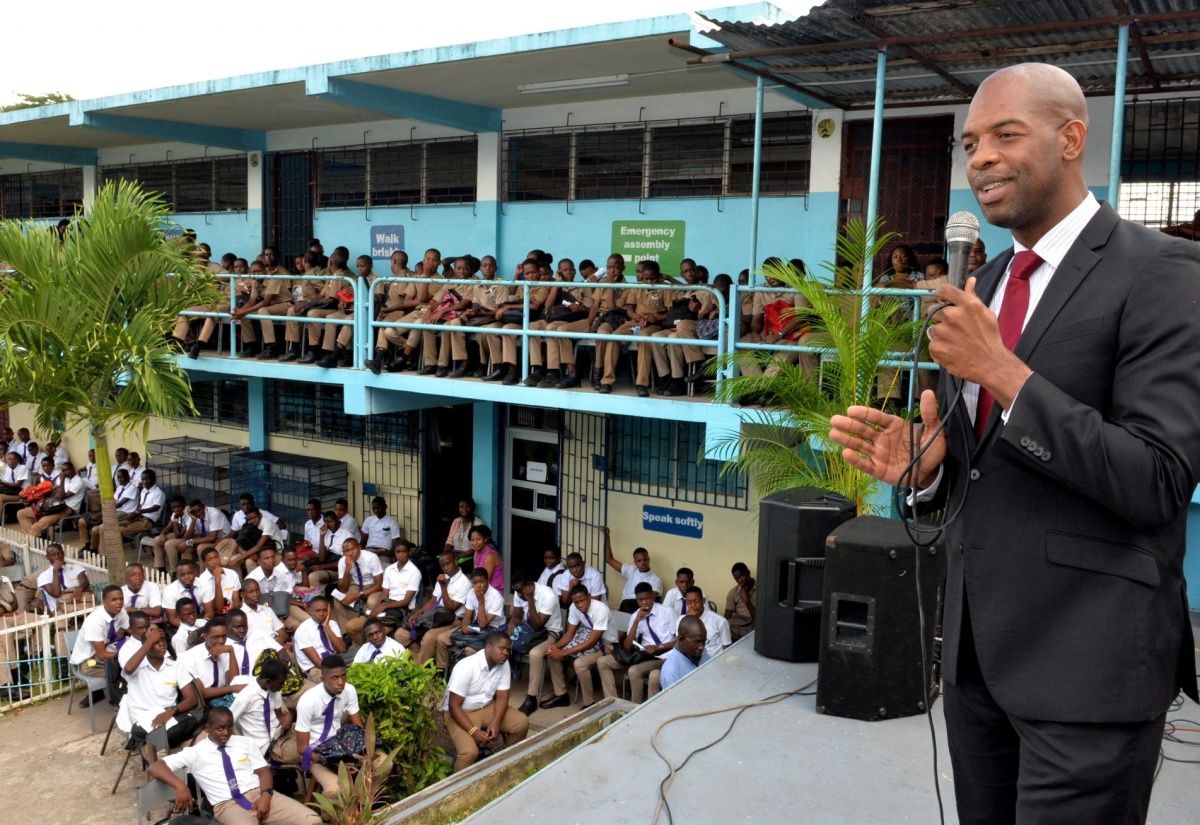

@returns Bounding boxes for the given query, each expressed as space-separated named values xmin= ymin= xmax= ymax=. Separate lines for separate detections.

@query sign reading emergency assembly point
xmin=642 ymin=504 xmax=703 ymax=539
xmin=611 ymin=220 xmax=686 ymax=277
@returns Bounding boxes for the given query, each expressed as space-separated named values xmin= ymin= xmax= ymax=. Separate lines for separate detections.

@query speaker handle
xmin=784 ymin=558 xmax=798 ymax=609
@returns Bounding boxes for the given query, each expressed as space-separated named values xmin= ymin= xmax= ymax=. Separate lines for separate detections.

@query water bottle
xmin=631 ymin=325 xmax=642 ymax=334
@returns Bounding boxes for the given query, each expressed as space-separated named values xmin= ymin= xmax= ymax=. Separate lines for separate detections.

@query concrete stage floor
xmin=467 ymin=633 xmax=1200 ymax=824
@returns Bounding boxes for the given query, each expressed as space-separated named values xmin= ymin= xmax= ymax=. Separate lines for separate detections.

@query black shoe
xmin=186 ymin=341 xmax=202 ymax=360
xmin=521 ymin=368 xmax=545 ymax=387
xmin=517 ymin=697 xmax=538 ymax=716
xmin=255 ymin=346 xmax=278 ymax=361
xmin=298 ymin=350 xmax=318 ymax=364
xmin=1 ymin=685 xmax=29 ymax=702
xmin=365 ymin=358 xmax=383 ymax=375
xmin=597 ymin=384 xmax=612 ymax=394
xmin=590 ymin=372 xmax=601 ymax=390
xmin=482 ymin=369 xmax=505 ymax=382
xmin=417 ymin=365 xmax=438 ymax=376
xmin=502 ymin=371 xmax=518 ymax=386
xmin=538 ymin=371 xmax=561 ymax=388
xmin=385 ymin=358 xmax=406 ymax=373
xmin=279 ymin=348 xmax=299 ymax=362
xmin=556 ymin=371 xmax=580 ymax=389
xmin=338 ymin=352 xmax=352 ymax=367
xmin=435 ymin=367 xmax=449 ymax=378
xmin=661 ymin=378 xmax=684 ymax=397
xmin=685 ymin=370 xmax=707 ymax=384
xmin=317 ymin=352 xmax=340 ymax=368
xmin=448 ymin=363 xmax=470 ymax=378
xmin=539 ymin=693 xmax=570 ymax=710
xmin=472 ymin=366 xmax=487 ymax=378
xmin=636 ymin=385 xmax=650 ymax=398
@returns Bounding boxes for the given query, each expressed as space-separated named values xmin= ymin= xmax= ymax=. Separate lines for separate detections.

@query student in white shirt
xmin=301 ymin=498 xmax=323 ymax=550
xmin=598 ymin=581 xmax=677 ymax=703
xmin=554 ymin=551 xmax=607 ymax=608
xmin=22 ymin=442 xmax=42 ymax=476
xmin=33 ymin=456 xmax=60 ymax=486
xmin=170 ymin=598 xmax=208 ymax=661
xmin=180 ymin=617 xmax=241 ymax=705
xmin=353 ymin=618 xmax=410 ymax=664
xmin=434 ymin=568 xmax=506 ymax=669
xmin=332 ymin=498 xmax=358 ymax=541
xmin=309 ymin=511 xmax=354 ymax=588
xmin=248 ymin=546 xmax=309 ymax=631
xmin=442 ymin=633 xmax=529 ymax=772
xmin=331 ymin=539 xmax=384 ymax=643
xmin=198 ymin=546 xmax=242 ymax=615
xmin=151 ymin=706 xmax=320 ymax=825
xmin=545 ymin=583 xmax=618 ymax=710
xmin=16 ymin=461 xmax=86 ymax=538
xmin=601 ymin=525 xmax=665 ymax=612
xmin=535 ymin=547 xmax=568 ymax=591
xmin=228 ymin=493 xmax=278 ymax=534
xmin=0 ymin=451 xmax=30 ymax=506
xmin=225 ymin=609 xmax=279 ymax=680
xmin=682 ymin=586 xmax=732 ymax=658
xmin=164 ymin=500 xmax=230 ymax=569
xmin=238 ymin=579 xmax=287 ymax=648
xmin=293 ymin=596 xmax=347 ymax=680
xmin=122 ymin=562 xmax=163 ymax=621
xmin=46 ymin=438 xmax=69 ymax=468
xmin=218 ymin=507 xmax=283 ymax=572
xmin=510 ymin=571 xmax=567 ymax=717
xmin=79 ymin=448 xmax=101 ymax=512
xmin=33 ymin=543 xmax=91 ymax=616
xmin=359 ymin=496 xmax=402 ymax=558
xmin=118 ymin=626 xmax=203 ymax=759
xmin=125 ymin=451 xmax=145 ymax=485
xmin=354 ymin=540 xmax=420 ymax=642
xmin=396 ymin=550 xmax=471 ymax=664
xmin=70 ymin=586 xmax=129 ymax=678
xmin=229 ymin=658 xmax=291 ymax=759
xmin=152 ymin=495 xmax=189 ymax=572
xmin=281 ymin=656 xmax=363 ymax=795
xmin=661 ymin=567 xmax=704 ymax=618
xmin=163 ymin=560 xmax=214 ymax=629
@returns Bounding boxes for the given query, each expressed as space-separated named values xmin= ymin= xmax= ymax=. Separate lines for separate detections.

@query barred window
xmin=99 ymin=155 xmax=247 ymax=213
xmin=314 ymin=136 xmax=477 ymax=208
xmin=186 ymin=380 xmax=250 ymax=428
xmin=267 ymin=380 xmax=364 ymax=444
xmin=365 ymin=411 xmax=422 ymax=453
xmin=1120 ymin=98 xmax=1200 ymax=230
xmin=0 ymin=168 xmax=84 ymax=219
xmin=606 ymin=416 xmax=747 ymax=509
xmin=503 ymin=112 xmax=810 ymax=203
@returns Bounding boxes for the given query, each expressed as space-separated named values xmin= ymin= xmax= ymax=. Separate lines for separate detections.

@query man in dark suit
xmin=831 ymin=63 xmax=1200 ymax=824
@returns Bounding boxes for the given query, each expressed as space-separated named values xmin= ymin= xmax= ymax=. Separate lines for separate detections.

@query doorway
xmin=263 ymin=151 xmax=315 ymax=262
xmin=503 ymin=426 xmax=560 ymax=584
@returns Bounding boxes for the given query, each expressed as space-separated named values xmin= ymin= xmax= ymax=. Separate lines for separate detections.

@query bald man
xmin=831 ymin=62 xmax=1200 ymax=824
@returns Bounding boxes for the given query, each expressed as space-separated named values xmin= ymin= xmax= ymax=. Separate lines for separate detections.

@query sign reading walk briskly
xmin=370 ymin=225 xmax=405 ymax=261
xmin=642 ymin=504 xmax=703 ymax=539
xmin=611 ymin=220 xmax=686 ymax=277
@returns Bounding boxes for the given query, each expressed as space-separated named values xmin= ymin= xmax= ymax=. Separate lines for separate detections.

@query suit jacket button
xmin=1041 ymin=451 xmax=1052 ymax=461
xmin=1034 ymin=446 xmax=1044 ymax=457
xmin=969 ymin=469 xmax=981 ymax=481
xmin=1020 ymin=436 xmax=1031 ymax=447
xmin=1027 ymin=441 xmax=1038 ymax=451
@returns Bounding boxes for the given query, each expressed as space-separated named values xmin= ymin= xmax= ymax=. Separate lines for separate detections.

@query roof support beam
xmin=852 ymin=14 xmax=975 ymax=97
xmin=68 ymin=111 xmax=266 ymax=152
xmin=1112 ymin=0 xmax=1162 ymax=91
xmin=306 ymin=76 xmax=502 ymax=133
xmin=667 ymin=39 xmax=839 ymax=109
xmin=0 ymin=142 xmax=97 ymax=166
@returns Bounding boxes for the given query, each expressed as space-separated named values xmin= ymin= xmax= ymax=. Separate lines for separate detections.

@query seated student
xmin=238 ymin=579 xmax=288 ymax=649
xmin=661 ymin=567 xmax=704 ymax=618
xmin=651 ymin=614 xmax=710 ymax=696
xmin=598 ymin=581 xmax=677 ymax=703
xmin=228 ymin=493 xmax=279 ymax=535
xmin=598 ymin=259 xmax=669 ymax=396
xmin=443 ymin=632 xmax=530 ymax=772
xmin=536 ymin=547 xmax=567 ymax=591
xmin=80 ymin=467 xmax=135 ymax=545
xmin=229 ymin=658 xmax=291 ymax=761
xmin=353 ymin=617 xmax=410 ymax=664
xmin=356 ymin=539 xmax=420 ymax=639
xmin=197 ymin=546 xmax=242 ymax=615
xmin=170 ymin=598 xmax=208 ymax=661
xmin=218 ymin=507 xmax=283 ymax=572
xmin=152 ymin=495 xmax=190 ymax=572
xmin=509 ymin=570 xmax=566 ymax=717
xmin=683 ymin=586 xmax=731 ymax=660
xmin=122 ymin=562 xmax=164 ymax=622
xmin=16 ymin=460 xmax=85 ymax=538
xmin=0 ymin=450 xmax=31 ymax=508
xmin=359 ymin=496 xmax=402 ymax=559
xmin=542 ymin=257 xmax=595 ymax=388
xmin=278 ymin=250 xmax=339 ymax=364
xmin=125 ymin=451 xmax=145 ymax=485
xmin=309 ymin=510 xmax=354 ymax=588
xmin=331 ymin=539 xmax=384 ymax=643
xmin=163 ymin=561 xmax=214 ymax=629
xmin=737 ymin=265 xmax=818 ymax=389
xmin=224 ymin=608 xmax=273 ymax=680
xmin=501 ymin=258 xmax=553 ymax=387
xmin=601 ymin=526 xmax=664 ymax=612
xmin=70 ymin=585 xmax=129 ymax=706
xmin=151 ymin=706 xmax=321 ymax=825
xmin=181 ymin=617 xmax=241 ymax=707
xmin=33 ymin=455 xmax=60 ymax=485
xmin=435 ymin=567 xmax=506 ymax=668
xmin=299 ymin=498 xmax=323 ymax=553
xmin=283 ymin=655 xmax=364 ymax=796
xmin=293 ymin=596 xmax=347 ymax=681
xmin=0 ymin=572 xmax=32 ymax=700
xmin=166 ymin=500 xmax=231 ymax=565
xmin=426 ymin=255 xmax=476 ymax=377
xmin=724 ymin=562 xmax=756 ymax=641
xmin=22 ymin=441 xmax=42 ymax=476
xmin=248 ymin=546 xmax=309 ymax=631
xmin=544 ymin=583 xmax=618 ymax=711
xmin=332 ymin=498 xmax=359 ymax=541
xmin=553 ymin=552 xmax=607 ymax=608
xmin=315 ymin=254 xmax=373 ymax=368
xmin=119 ymin=625 xmax=203 ymax=763
xmin=396 ymin=550 xmax=470 ymax=663
xmin=33 ymin=543 xmax=91 ymax=615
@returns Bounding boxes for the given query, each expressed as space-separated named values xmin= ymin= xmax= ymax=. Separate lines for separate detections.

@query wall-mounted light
xmin=250 ymin=153 xmax=260 ymax=167
xmin=518 ymin=74 xmax=630 ymax=95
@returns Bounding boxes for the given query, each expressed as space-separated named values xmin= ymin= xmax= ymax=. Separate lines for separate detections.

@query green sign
xmin=611 ymin=220 xmax=686 ymax=277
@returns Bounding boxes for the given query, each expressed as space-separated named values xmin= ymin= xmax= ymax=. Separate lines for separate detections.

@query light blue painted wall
xmin=312 ymin=205 xmax=491 ymax=262
xmin=178 ymin=210 xmax=263 ymax=259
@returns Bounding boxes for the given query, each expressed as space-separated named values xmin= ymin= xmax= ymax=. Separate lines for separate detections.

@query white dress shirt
xmin=59 ymin=474 xmax=86 ymax=513
xmin=553 ymin=564 xmax=607 ymax=600
xmin=294 ymin=684 xmax=359 ymax=745
xmin=36 ymin=562 xmax=86 ymax=614
xmin=381 ymin=560 xmax=421 ymax=602
xmin=323 ymin=526 xmax=355 ymax=558
xmin=1 ymin=463 xmax=28 ymax=489
xmin=196 ymin=567 xmax=240 ymax=605
xmin=536 ymin=562 xmax=566 ymax=590
xmin=360 ymin=514 xmax=401 ymax=549
xmin=171 ymin=619 xmax=207 ymax=660
xmin=230 ymin=508 xmax=277 ymax=532
xmin=463 ymin=585 xmax=506 ymax=629
xmin=353 ymin=636 xmax=409 ymax=664
xmin=628 ymin=603 xmax=677 ymax=657
xmin=337 ymin=550 xmax=384 ymax=588
xmin=122 ymin=581 xmax=163 ymax=612
xmin=135 ymin=485 xmax=166 ymax=521
xmin=619 ymin=563 xmax=664 ymax=601
xmin=245 ymin=565 xmax=294 ymax=596
xmin=337 ymin=513 xmax=359 ymax=539
xmin=567 ymin=599 xmax=618 ymax=649
xmin=682 ymin=608 xmax=733 ymax=659
xmin=163 ymin=578 xmax=214 ymax=613
xmin=114 ymin=482 xmax=138 ymax=515
xmin=70 ymin=605 xmax=129 ymax=664
xmin=162 ymin=736 xmax=266 ymax=804
xmin=116 ymin=655 xmax=183 ymax=733
xmin=181 ymin=642 xmax=233 ymax=688
xmin=432 ymin=569 xmax=472 ymax=618
xmin=441 ymin=648 xmax=510 ymax=711
xmin=79 ymin=462 xmax=99 ymax=492
xmin=293 ymin=618 xmax=342 ymax=672
xmin=230 ymin=678 xmax=284 ymax=754
xmin=243 ymin=602 xmax=284 ymax=642
xmin=518 ymin=582 xmax=564 ymax=634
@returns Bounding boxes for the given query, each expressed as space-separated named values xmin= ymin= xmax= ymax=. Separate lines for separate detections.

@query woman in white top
xmin=443 ymin=498 xmax=483 ymax=556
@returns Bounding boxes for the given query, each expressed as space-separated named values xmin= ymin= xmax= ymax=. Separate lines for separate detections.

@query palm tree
xmin=713 ymin=218 xmax=924 ymax=514
xmin=0 ymin=181 xmax=222 ymax=574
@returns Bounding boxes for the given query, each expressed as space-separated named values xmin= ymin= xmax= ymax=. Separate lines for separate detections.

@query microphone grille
xmin=945 ymin=211 xmax=980 ymax=243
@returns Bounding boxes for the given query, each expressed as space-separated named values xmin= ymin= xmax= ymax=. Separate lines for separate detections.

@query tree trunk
xmin=91 ymin=426 xmax=125 ymax=579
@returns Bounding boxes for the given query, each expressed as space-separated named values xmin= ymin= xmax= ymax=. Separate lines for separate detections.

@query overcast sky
xmin=2 ymin=1 xmax=819 ymax=108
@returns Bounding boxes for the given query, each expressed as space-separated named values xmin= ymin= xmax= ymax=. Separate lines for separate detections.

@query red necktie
xmin=975 ymin=250 xmax=1043 ymax=437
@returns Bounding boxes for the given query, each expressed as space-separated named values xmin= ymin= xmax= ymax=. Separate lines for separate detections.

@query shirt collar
xmin=1012 ymin=191 xmax=1100 ymax=269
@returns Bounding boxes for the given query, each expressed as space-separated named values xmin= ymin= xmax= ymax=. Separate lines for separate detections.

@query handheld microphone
xmin=945 ymin=211 xmax=980 ymax=289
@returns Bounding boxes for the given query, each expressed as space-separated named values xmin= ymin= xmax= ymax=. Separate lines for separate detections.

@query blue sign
xmin=642 ymin=505 xmax=703 ymax=539
xmin=370 ymin=225 xmax=404 ymax=260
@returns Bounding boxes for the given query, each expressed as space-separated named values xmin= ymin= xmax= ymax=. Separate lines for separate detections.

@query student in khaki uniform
xmin=372 ymin=248 xmax=441 ymax=372
xmin=281 ymin=250 xmax=342 ymax=363
xmin=649 ymin=258 xmax=711 ymax=396
xmin=598 ymin=260 xmax=668 ymax=396
xmin=675 ymin=272 xmax=732 ymax=389
xmin=317 ymin=254 xmax=376 ymax=368
xmin=172 ymin=256 xmax=229 ymax=348
xmin=503 ymin=260 xmax=553 ymax=386
xmin=183 ymin=258 xmax=258 ymax=359
xmin=247 ymin=247 xmax=297 ymax=359
xmin=466 ymin=256 xmax=513 ymax=380
xmin=525 ymin=258 xmax=578 ymax=388
xmin=737 ymin=261 xmax=818 ymax=387
xmin=364 ymin=250 xmax=422 ymax=373
xmin=430 ymin=256 xmax=479 ymax=377
xmin=589 ymin=256 xmax=628 ymax=390
xmin=545 ymin=258 xmax=595 ymax=388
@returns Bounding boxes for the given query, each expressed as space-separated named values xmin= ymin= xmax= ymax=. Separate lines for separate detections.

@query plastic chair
xmin=136 ymin=769 xmax=187 ymax=825
xmin=64 ymin=628 xmax=108 ymax=733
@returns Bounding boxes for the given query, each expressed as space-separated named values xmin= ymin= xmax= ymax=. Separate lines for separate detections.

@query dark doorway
xmin=264 ymin=151 xmax=315 ymax=263
xmin=422 ymin=405 xmax=474 ymax=555
xmin=839 ymin=115 xmax=954 ymax=275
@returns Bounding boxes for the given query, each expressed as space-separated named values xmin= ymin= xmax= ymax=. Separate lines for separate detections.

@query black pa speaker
xmin=754 ymin=487 xmax=856 ymax=662
xmin=816 ymin=515 xmax=946 ymax=721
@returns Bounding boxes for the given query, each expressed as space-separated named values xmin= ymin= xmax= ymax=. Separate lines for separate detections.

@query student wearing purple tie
xmin=229 ymin=658 xmax=291 ymax=759
xmin=151 ymin=706 xmax=320 ymax=825
xmin=180 ymin=617 xmax=241 ymax=707
xmin=293 ymin=596 xmax=347 ymax=681
xmin=284 ymin=655 xmax=364 ymax=795
xmin=331 ymin=539 xmax=384 ymax=644
xmin=352 ymin=618 xmax=409 ymax=664
xmin=122 ymin=562 xmax=164 ymax=622
xmin=70 ymin=585 xmax=128 ymax=706
xmin=163 ymin=561 xmax=213 ymax=629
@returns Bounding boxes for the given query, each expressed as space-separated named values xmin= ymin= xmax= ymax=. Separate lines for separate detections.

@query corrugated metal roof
xmin=698 ymin=0 xmax=1200 ymax=108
